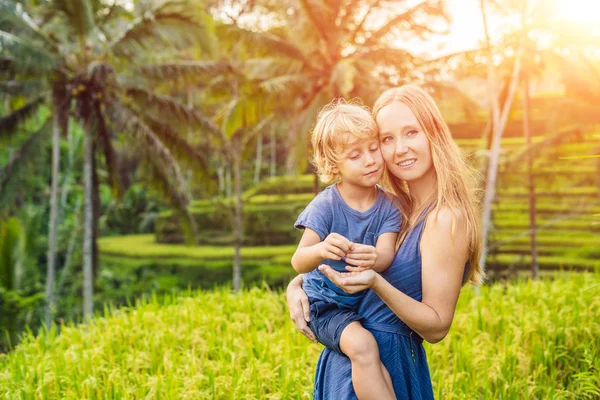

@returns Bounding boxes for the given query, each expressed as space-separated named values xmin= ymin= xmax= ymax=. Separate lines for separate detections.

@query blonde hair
xmin=311 ymin=99 xmax=378 ymax=183
xmin=373 ymin=85 xmax=484 ymax=285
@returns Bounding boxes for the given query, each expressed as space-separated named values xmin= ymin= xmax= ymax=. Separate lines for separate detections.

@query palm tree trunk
xmin=254 ymin=134 xmax=263 ymax=185
xmin=478 ymin=0 xmax=523 ymax=273
xmin=226 ymin=166 xmax=233 ymax=199
xmin=57 ymin=197 xmax=82 ymax=294
xmin=83 ymin=128 xmax=94 ymax=319
xmin=232 ymin=147 xmax=243 ymax=292
xmin=270 ymin=125 xmax=276 ymax=178
xmin=44 ymin=115 xmax=60 ymax=327
xmin=523 ymin=75 xmax=539 ymax=279
xmin=217 ymin=163 xmax=225 ymax=197
xmin=479 ymin=54 xmax=522 ymax=272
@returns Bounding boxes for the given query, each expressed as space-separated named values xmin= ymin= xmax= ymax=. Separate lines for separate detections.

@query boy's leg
xmin=339 ymin=321 xmax=396 ymax=400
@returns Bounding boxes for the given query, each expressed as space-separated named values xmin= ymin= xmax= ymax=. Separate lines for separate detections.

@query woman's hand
xmin=318 ymin=265 xmax=379 ymax=293
xmin=286 ymin=276 xmax=317 ymax=342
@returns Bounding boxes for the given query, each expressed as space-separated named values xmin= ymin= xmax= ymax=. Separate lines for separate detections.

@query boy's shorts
xmin=308 ymin=298 xmax=363 ymax=354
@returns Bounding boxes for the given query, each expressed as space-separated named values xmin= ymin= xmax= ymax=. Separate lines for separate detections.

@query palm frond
xmin=244 ymin=57 xmax=304 ymax=81
xmin=111 ymin=101 xmax=191 ymax=202
xmin=362 ymin=0 xmax=447 ymax=47
xmin=0 ymin=31 xmax=59 ymax=74
xmin=217 ymin=96 xmax=267 ymax=139
xmin=258 ymin=74 xmax=309 ymax=97
xmin=0 ymin=96 xmax=46 ymax=140
xmin=123 ymin=87 xmax=226 ymax=143
xmin=0 ymin=1 xmax=57 ymax=50
xmin=94 ymin=99 xmax=123 ymax=198
xmin=346 ymin=0 xmax=382 ymax=43
xmin=352 ymin=47 xmax=416 ymax=68
xmin=53 ymin=0 xmax=95 ymax=38
xmin=0 ymin=119 xmax=52 ymax=209
xmin=423 ymin=80 xmax=481 ymax=120
xmin=241 ymin=114 xmax=275 ymax=148
xmin=0 ymin=80 xmax=46 ymax=96
xmin=299 ymin=0 xmax=335 ymax=46
xmin=111 ymin=101 xmax=198 ymax=242
xmin=292 ymin=88 xmax=330 ymax=171
xmin=139 ymin=153 xmax=198 ymax=244
xmin=138 ymin=61 xmax=233 ymax=85
xmin=142 ymin=113 xmax=211 ymax=177
xmin=216 ymin=23 xmax=307 ymax=63
xmin=110 ymin=2 xmax=216 ymax=59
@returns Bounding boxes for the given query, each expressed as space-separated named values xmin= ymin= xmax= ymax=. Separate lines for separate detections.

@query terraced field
xmin=100 ymin=131 xmax=598 ymax=288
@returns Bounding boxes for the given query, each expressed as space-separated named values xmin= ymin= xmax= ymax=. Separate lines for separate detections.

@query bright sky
xmin=425 ymin=0 xmax=600 ymax=57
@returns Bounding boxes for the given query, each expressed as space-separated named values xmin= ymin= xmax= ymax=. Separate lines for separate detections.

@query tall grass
xmin=0 ymin=273 xmax=598 ymax=399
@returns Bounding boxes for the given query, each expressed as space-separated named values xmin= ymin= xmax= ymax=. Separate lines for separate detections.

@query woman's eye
xmin=381 ymin=136 xmax=392 ymax=143
xmin=407 ymin=130 xmax=418 ymax=136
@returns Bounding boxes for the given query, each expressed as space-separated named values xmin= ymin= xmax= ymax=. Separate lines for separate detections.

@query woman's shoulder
xmin=424 ymin=206 xmax=467 ymax=237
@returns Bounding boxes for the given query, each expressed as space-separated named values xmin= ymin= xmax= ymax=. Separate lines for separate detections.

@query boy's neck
xmin=336 ymin=181 xmax=378 ymax=212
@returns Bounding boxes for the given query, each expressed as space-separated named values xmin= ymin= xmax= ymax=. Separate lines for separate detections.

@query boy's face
xmin=333 ymin=135 xmax=383 ymax=188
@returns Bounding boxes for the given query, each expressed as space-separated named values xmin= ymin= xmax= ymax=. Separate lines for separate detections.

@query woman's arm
xmin=320 ymin=208 xmax=469 ymax=343
xmin=286 ymin=275 xmax=317 ymax=342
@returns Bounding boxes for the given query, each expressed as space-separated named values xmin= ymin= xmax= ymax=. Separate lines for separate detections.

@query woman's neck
xmin=407 ymin=168 xmax=437 ymax=211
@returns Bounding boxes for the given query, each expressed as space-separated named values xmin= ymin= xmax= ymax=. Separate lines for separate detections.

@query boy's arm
xmin=344 ymin=232 xmax=397 ymax=273
xmin=373 ymin=232 xmax=397 ymax=272
xmin=291 ymin=229 xmax=353 ymax=273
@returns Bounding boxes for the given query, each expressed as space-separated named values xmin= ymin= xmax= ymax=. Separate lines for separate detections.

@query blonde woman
xmin=286 ymin=85 xmax=484 ymax=399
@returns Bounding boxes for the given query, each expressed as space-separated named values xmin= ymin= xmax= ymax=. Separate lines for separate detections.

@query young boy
xmin=291 ymin=100 xmax=400 ymax=400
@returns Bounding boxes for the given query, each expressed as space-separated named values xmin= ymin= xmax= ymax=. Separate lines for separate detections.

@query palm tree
xmin=1 ymin=0 xmax=215 ymax=319
xmin=216 ymin=0 xmax=450 ymax=174
xmin=476 ymin=0 xmax=600 ymax=277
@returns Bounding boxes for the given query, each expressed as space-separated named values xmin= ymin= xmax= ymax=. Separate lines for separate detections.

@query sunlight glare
xmin=555 ymin=0 xmax=600 ymax=24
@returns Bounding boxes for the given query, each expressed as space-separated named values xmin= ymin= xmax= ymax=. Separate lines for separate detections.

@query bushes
xmin=156 ymin=199 xmax=307 ymax=245
xmin=0 ymin=288 xmax=45 ymax=352
xmin=97 ymin=236 xmax=297 ymax=306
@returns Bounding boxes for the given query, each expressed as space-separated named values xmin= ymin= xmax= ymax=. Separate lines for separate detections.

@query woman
xmin=286 ymin=85 xmax=484 ymax=399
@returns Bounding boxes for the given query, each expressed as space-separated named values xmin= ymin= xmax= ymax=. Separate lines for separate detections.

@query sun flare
xmin=554 ymin=0 xmax=600 ymax=24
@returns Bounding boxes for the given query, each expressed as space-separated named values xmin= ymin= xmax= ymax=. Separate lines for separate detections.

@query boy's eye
xmin=369 ymin=146 xmax=379 ymax=152
xmin=349 ymin=153 xmax=360 ymax=160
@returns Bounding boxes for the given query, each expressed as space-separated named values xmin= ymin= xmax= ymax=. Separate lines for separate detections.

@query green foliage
xmin=0 ymin=287 xmax=45 ymax=353
xmin=0 ymin=273 xmax=598 ymax=398
xmin=0 ymin=217 xmax=21 ymax=290
xmin=99 ymin=235 xmax=296 ymax=260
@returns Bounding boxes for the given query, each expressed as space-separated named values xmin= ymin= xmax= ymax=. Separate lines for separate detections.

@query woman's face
xmin=376 ymin=101 xmax=434 ymax=182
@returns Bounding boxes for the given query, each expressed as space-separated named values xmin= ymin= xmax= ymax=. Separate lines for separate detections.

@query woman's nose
xmin=395 ymin=140 xmax=408 ymax=155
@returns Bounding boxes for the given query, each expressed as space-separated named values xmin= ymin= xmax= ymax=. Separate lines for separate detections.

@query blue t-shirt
xmin=294 ymin=184 xmax=401 ymax=309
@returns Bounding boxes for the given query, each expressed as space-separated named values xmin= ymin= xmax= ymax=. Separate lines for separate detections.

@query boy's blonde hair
xmin=373 ymin=85 xmax=484 ymax=285
xmin=311 ymin=99 xmax=378 ymax=183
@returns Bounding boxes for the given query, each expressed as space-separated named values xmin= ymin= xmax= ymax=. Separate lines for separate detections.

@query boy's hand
xmin=319 ymin=233 xmax=354 ymax=261
xmin=344 ymin=244 xmax=377 ymax=272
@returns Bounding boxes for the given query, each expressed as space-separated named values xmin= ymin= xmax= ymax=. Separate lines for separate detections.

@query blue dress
xmin=313 ymin=214 xmax=434 ymax=400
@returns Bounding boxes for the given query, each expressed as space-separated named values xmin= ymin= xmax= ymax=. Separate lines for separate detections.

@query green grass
xmin=100 ymin=235 xmax=599 ymax=275
xmin=99 ymin=235 xmax=296 ymax=261
xmin=0 ymin=273 xmax=598 ymax=399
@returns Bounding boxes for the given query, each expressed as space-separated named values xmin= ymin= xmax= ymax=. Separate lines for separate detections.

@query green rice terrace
xmin=98 ymin=131 xmax=600 ymax=297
